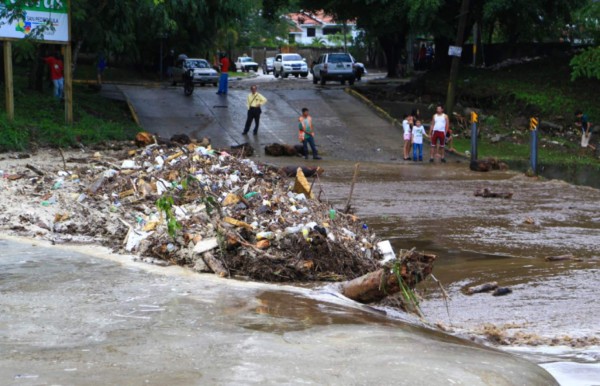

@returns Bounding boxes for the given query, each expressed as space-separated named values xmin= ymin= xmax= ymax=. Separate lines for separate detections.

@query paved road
xmin=120 ymin=74 xmax=404 ymax=162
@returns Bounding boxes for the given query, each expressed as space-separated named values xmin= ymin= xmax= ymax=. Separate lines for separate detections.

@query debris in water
xmin=492 ymin=287 xmax=512 ymax=296
xmin=467 ymin=281 xmax=498 ymax=295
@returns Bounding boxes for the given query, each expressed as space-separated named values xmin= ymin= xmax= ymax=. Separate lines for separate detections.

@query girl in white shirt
xmin=402 ymin=114 xmax=413 ymax=160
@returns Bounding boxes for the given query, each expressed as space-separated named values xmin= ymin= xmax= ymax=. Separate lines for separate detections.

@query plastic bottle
xmin=285 ymin=225 xmax=303 ymax=234
xmin=244 ymin=191 xmax=259 ymax=199
xmin=256 ymin=231 xmax=274 ymax=240
xmin=329 ymin=209 xmax=336 ymax=220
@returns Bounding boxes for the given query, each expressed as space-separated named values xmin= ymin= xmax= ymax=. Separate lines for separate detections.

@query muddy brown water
xmin=0 ymin=239 xmax=558 ymax=385
xmin=309 ymin=158 xmax=600 ymax=383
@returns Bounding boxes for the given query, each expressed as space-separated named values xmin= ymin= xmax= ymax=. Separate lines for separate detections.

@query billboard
xmin=0 ymin=1 xmax=69 ymax=42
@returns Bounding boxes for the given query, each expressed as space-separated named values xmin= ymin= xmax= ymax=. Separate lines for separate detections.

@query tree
xmin=569 ymin=0 xmax=600 ymax=80
xmin=300 ymin=0 xmax=443 ymax=77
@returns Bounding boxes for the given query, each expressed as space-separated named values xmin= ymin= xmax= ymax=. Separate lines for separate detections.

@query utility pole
xmin=445 ymin=0 xmax=470 ymax=115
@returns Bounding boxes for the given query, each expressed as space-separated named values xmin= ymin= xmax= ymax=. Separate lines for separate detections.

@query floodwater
xmin=0 ymin=239 xmax=557 ymax=385
xmin=316 ymin=159 xmax=600 ymax=385
xmin=1 ymin=159 xmax=598 ymax=385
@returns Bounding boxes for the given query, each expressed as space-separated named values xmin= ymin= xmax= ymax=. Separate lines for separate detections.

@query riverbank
xmin=353 ymin=56 xmax=600 ymax=186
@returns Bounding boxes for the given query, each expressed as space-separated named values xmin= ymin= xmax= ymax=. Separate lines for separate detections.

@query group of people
xmin=241 ymin=85 xmax=321 ymax=160
xmin=402 ymin=105 xmax=451 ymax=163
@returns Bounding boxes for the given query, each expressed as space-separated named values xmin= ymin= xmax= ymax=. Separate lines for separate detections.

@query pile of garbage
xmin=1 ymin=141 xmax=394 ymax=283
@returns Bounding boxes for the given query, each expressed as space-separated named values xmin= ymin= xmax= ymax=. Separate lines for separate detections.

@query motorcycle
xmin=183 ymin=68 xmax=194 ymax=96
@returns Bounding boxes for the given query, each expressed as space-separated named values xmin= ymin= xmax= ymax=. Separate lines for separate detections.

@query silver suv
xmin=311 ymin=53 xmax=356 ymax=85
xmin=273 ymin=53 xmax=309 ymax=78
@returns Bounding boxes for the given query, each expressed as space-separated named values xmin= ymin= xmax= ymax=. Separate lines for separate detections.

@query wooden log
xmin=341 ymin=251 xmax=436 ymax=304
xmin=474 ymin=188 xmax=513 ymax=199
xmin=467 ymin=281 xmax=498 ymax=295
xmin=25 ymin=164 xmax=44 ymax=176
xmin=201 ymin=251 xmax=228 ymax=277
xmin=545 ymin=254 xmax=580 ymax=262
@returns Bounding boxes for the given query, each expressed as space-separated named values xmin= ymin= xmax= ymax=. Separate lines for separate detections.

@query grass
xmin=369 ymin=56 xmax=600 ymax=168
xmin=424 ymin=56 xmax=600 ymax=121
xmin=0 ymin=69 xmax=139 ymax=151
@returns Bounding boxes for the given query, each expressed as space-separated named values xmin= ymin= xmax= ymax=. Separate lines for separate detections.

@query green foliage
xmin=156 ymin=195 xmax=181 ymax=239
xmin=0 ymin=70 xmax=138 ymax=151
xmin=571 ymin=47 xmax=600 ymax=81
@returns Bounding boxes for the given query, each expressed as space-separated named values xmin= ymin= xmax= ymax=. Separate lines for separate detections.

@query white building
xmin=287 ymin=10 xmax=360 ymax=47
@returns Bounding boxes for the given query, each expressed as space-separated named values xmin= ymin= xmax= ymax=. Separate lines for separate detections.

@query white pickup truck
xmin=273 ymin=53 xmax=309 ymax=78
xmin=235 ymin=57 xmax=259 ymax=72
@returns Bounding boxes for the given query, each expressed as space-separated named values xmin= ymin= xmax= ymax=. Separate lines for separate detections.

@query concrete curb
xmin=344 ymin=87 xmax=402 ymax=130
xmin=74 ymin=79 xmax=163 ymax=88
xmin=121 ymin=90 xmax=141 ymax=127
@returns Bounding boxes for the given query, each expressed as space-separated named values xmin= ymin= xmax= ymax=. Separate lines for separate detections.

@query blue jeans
xmin=303 ymin=136 xmax=318 ymax=158
xmin=217 ymin=73 xmax=228 ymax=94
xmin=53 ymin=78 xmax=64 ymax=99
xmin=412 ymin=143 xmax=423 ymax=160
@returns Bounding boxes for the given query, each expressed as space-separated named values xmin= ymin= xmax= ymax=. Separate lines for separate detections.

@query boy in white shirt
xmin=412 ymin=119 xmax=429 ymax=161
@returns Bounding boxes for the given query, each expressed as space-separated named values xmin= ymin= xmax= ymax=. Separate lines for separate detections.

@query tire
xmin=184 ymin=83 xmax=194 ymax=96
xmin=301 ymin=72 xmax=308 ymax=78
xmin=172 ymin=80 xmax=177 ymax=86
xmin=320 ymin=77 xmax=326 ymax=85
xmin=349 ymin=78 xmax=355 ymax=86
xmin=213 ymin=82 xmax=218 ymax=87
xmin=274 ymin=70 xmax=279 ymax=78
xmin=283 ymin=72 xmax=289 ymax=78
xmin=340 ymin=80 xmax=345 ymax=85
xmin=312 ymin=76 xmax=318 ymax=84
xmin=294 ymin=74 xmax=299 ymax=78
xmin=200 ymin=83 xmax=205 ymax=87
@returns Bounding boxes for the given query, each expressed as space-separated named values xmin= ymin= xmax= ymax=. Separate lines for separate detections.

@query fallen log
xmin=25 ymin=164 xmax=45 ymax=176
xmin=340 ymin=250 xmax=436 ymax=304
xmin=201 ymin=251 xmax=228 ymax=277
xmin=467 ymin=281 xmax=498 ymax=295
xmin=545 ymin=254 xmax=581 ymax=262
xmin=474 ymin=188 xmax=513 ymax=199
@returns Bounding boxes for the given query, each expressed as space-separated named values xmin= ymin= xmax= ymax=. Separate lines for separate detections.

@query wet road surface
xmin=121 ymin=74 xmax=406 ymax=162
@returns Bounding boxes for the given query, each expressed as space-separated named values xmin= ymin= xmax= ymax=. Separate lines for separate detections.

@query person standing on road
xmin=243 ymin=85 xmax=267 ymax=135
xmin=43 ymin=53 xmax=64 ymax=100
xmin=298 ymin=108 xmax=322 ymax=160
xmin=412 ymin=119 xmax=429 ymax=161
xmin=575 ymin=110 xmax=593 ymax=148
xmin=402 ymin=114 xmax=413 ymax=160
xmin=217 ymin=53 xmax=230 ymax=95
xmin=96 ymin=52 xmax=107 ymax=88
xmin=429 ymin=104 xmax=449 ymax=163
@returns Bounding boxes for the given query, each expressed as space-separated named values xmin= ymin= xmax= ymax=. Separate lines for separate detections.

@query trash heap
xmin=7 ymin=142 xmax=389 ymax=283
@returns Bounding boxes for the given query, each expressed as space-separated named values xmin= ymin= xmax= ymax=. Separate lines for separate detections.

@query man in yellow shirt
xmin=243 ymin=85 xmax=268 ymax=135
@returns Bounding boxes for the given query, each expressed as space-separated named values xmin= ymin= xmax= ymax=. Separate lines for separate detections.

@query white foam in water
xmin=541 ymin=362 xmax=600 ymax=386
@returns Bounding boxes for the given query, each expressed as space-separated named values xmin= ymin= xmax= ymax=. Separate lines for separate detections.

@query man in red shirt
xmin=43 ymin=53 xmax=64 ymax=99
xmin=216 ymin=53 xmax=229 ymax=95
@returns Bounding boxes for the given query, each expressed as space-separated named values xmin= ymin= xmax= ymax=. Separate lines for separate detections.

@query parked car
xmin=273 ymin=53 xmax=309 ymax=78
xmin=235 ymin=56 xmax=259 ymax=72
xmin=311 ymin=53 xmax=356 ymax=85
xmin=172 ymin=58 xmax=218 ymax=86
xmin=263 ymin=57 xmax=275 ymax=74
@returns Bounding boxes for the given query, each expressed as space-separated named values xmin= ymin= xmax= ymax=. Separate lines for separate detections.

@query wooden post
xmin=445 ymin=0 xmax=470 ymax=115
xmin=64 ymin=42 xmax=73 ymax=124
xmin=3 ymin=41 xmax=14 ymax=121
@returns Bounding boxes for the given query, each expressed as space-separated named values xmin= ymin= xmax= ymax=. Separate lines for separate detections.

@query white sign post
xmin=1 ymin=0 xmax=71 ymax=122
xmin=448 ymin=45 xmax=463 ymax=58
xmin=0 ymin=1 xmax=69 ymax=42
